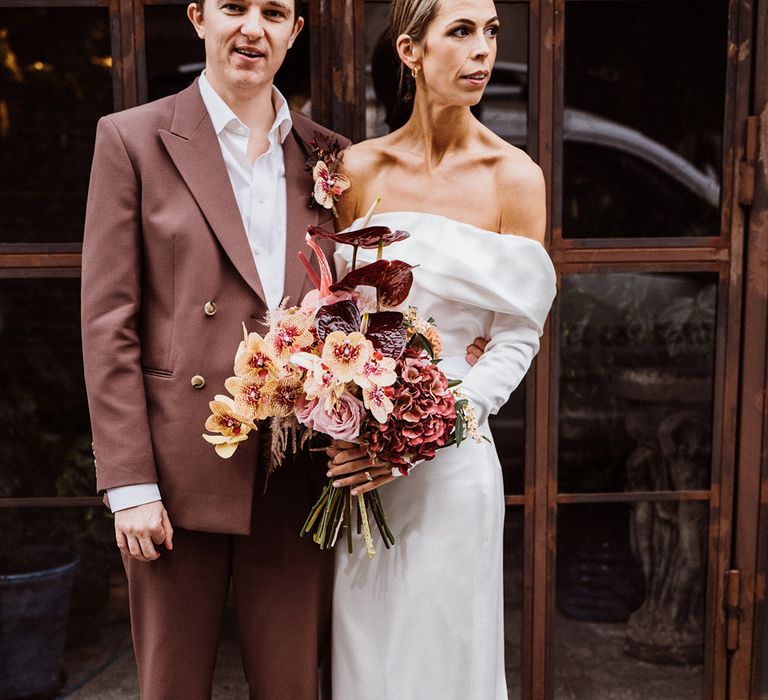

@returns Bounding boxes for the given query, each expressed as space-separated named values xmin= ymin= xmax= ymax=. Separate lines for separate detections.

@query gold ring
xmin=365 ymin=471 xmax=373 ymax=482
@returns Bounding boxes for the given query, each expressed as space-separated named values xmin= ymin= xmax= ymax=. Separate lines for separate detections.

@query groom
xmin=81 ymin=0 xmax=348 ymax=697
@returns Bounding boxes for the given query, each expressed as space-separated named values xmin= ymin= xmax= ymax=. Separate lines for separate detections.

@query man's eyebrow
xmin=266 ymin=0 xmax=291 ymax=8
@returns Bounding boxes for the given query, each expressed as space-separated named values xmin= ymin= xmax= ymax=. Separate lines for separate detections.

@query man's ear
xmin=187 ymin=2 xmax=205 ymax=39
xmin=288 ymin=16 xmax=305 ymax=49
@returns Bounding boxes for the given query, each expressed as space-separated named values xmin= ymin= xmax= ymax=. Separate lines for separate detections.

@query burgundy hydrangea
xmin=360 ymin=353 xmax=457 ymax=474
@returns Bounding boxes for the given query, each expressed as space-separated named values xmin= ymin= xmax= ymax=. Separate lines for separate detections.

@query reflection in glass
xmin=490 ymin=380 xmax=525 ymax=495
xmin=504 ymin=506 xmax=524 ymax=699
xmin=145 ymin=2 xmax=312 ymax=112
xmin=0 ymin=9 xmax=112 ymax=243
xmin=364 ymin=2 xmax=529 ymax=140
xmin=0 ymin=278 xmax=92 ymax=499
xmin=563 ymin=1 xmax=727 ymax=237
xmin=555 ymin=503 xmax=705 ymax=698
xmin=559 ymin=273 xmax=716 ymax=494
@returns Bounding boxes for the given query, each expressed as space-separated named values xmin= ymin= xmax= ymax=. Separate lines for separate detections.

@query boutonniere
xmin=306 ymin=131 xmax=350 ymax=212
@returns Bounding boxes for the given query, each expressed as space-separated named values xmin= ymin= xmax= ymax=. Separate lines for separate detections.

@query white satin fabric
xmin=331 ymin=211 xmax=556 ymax=700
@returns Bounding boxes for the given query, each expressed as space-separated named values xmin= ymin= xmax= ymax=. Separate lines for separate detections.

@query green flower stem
xmin=367 ymin=492 xmax=392 ymax=550
xmin=370 ymin=490 xmax=396 ymax=546
xmin=301 ymin=483 xmax=330 ymax=536
xmin=327 ymin=487 xmax=346 ymax=547
xmin=345 ymin=488 xmax=353 ymax=554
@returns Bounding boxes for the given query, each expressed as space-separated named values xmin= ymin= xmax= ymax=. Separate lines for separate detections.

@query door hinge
xmin=725 ymin=569 xmax=742 ymax=652
xmin=739 ymin=116 xmax=759 ymax=207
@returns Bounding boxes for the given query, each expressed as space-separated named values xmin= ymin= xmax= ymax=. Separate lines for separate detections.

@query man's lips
xmin=233 ymin=46 xmax=265 ymax=59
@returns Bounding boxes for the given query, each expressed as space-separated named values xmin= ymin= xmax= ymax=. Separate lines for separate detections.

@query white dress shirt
xmin=107 ymin=73 xmax=293 ymax=513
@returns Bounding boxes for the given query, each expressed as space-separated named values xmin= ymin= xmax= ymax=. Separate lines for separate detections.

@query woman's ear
xmin=396 ymin=33 xmax=421 ymax=72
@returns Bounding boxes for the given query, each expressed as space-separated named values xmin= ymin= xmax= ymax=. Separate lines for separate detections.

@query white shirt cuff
xmin=106 ymin=483 xmax=162 ymax=513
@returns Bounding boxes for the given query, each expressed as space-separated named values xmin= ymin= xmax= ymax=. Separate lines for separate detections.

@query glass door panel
xmin=561 ymin=0 xmax=728 ymax=238
xmin=0 ymin=7 xmax=112 ymax=243
xmin=554 ymin=502 xmax=706 ymax=698
xmin=559 ymin=272 xmax=717 ymax=494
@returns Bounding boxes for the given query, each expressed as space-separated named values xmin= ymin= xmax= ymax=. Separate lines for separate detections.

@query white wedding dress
xmin=331 ymin=211 xmax=556 ymax=700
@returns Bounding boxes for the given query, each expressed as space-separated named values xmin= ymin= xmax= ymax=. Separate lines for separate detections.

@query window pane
xmin=144 ymin=2 xmax=312 ymax=111
xmin=491 ymin=379 xmax=525 ymax=495
xmin=504 ymin=506 xmax=524 ymax=699
xmin=0 ymin=9 xmax=112 ymax=243
xmin=558 ymin=273 xmax=717 ymax=493
xmin=365 ymin=1 xmax=529 ymax=141
xmin=562 ymin=1 xmax=727 ymax=238
xmin=555 ymin=503 xmax=705 ymax=698
xmin=0 ymin=278 xmax=92 ymax=499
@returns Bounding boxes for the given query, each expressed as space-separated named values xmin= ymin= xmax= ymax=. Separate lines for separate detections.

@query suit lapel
xmin=159 ymin=81 xmax=266 ymax=302
xmin=282 ymin=128 xmax=322 ymax=306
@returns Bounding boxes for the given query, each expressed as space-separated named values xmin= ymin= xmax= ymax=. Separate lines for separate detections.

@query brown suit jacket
xmin=81 ymin=80 xmax=349 ymax=534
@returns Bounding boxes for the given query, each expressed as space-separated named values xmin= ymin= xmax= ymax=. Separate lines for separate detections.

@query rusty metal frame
xmin=729 ymin=0 xmax=768 ymax=696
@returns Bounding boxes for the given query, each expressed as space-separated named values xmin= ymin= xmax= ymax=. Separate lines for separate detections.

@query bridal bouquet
xmin=203 ymin=218 xmax=480 ymax=557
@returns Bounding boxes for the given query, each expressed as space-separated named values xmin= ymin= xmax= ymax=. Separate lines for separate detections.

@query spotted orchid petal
xmin=321 ymin=331 xmax=372 ymax=383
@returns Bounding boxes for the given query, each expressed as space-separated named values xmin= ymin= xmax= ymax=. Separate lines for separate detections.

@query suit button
xmin=191 ymin=375 xmax=206 ymax=389
xmin=204 ymin=301 xmax=217 ymax=316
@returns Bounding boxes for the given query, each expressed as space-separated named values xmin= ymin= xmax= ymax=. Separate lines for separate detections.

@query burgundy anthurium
xmin=307 ymin=225 xmax=410 ymax=249
xmin=330 ymin=260 xmax=416 ymax=308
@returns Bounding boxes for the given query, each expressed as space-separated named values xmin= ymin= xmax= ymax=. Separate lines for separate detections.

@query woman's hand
xmin=466 ymin=337 xmax=489 ymax=366
xmin=326 ymin=440 xmax=397 ymax=495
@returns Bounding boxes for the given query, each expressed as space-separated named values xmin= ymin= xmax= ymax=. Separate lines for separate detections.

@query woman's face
xmin=410 ymin=0 xmax=499 ymax=107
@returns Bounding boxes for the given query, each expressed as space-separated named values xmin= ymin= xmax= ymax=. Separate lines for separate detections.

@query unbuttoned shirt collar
xmin=198 ymin=71 xmax=293 ymax=146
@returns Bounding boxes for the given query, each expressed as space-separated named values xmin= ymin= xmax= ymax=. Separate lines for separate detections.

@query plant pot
xmin=0 ymin=546 xmax=79 ymax=699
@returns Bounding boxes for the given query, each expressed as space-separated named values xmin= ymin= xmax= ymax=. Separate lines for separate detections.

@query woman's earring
xmin=411 ymin=65 xmax=420 ymax=79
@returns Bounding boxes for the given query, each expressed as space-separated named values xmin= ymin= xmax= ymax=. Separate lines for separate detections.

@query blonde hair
xmin=389 ymin=0 xmax=441 ymax=100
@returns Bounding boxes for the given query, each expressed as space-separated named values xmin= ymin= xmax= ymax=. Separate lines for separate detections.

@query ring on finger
xmin=364 ymin=471 xmax=373 ymax=482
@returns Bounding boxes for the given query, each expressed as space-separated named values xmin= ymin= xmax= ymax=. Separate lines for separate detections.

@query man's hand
xmin=114 ymin=501 xmax=174 ymax=563
xmin=466 ymin=337 xmax=489 ymax=366
xmin=326 ymin=440 xmax=396 ymax=495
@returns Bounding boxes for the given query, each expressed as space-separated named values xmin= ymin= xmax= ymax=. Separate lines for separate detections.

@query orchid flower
xmin=224 ymin=376 xmax=271 ymax=422
xmin=203 ymin=394 xmax=256 ymax=458
xmin=234 ymin=325 xmax=282 ymax=380
xmin=312 ymin=160 xmax=350 ymax=210
xmin=362 ymin=384 xmax=395 ymax=424
xmin=265 ymin=308 xmax=315 ymax=363
xmin=321 ymin=331 xmax=372 ymax=384
xmin=354 ymin=352 xmax=397 ymax=390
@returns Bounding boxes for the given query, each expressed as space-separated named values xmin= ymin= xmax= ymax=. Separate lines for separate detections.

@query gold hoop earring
xmin=411 ymin=65 xmax=420 ymax=79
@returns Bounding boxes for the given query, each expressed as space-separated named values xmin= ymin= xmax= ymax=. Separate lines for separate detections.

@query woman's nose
xmin=471 ymin=34 xmax=490 ymax=59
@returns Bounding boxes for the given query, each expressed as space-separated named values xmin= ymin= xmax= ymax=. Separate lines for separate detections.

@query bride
xmin=326 ymin=0 xmax=556 ymax=696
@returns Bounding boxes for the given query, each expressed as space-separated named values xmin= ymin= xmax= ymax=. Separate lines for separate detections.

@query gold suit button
xmin=204 ymin=301 xmax=217 ymax=316
xmin=191 ymin=375 xmax=206 ymax=389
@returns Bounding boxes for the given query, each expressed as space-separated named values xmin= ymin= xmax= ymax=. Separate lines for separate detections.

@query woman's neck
xmin=400 ymin=96 xmax=476 ymax=169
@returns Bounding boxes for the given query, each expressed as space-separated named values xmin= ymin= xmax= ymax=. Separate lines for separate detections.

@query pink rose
xmin=296 ymin=391 xmax=364 ymax=441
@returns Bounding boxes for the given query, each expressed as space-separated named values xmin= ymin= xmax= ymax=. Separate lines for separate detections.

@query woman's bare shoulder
xmin=493 ymin=145 xmax=546 ymax=243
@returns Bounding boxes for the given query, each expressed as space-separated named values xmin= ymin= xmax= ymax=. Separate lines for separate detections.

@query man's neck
xmin=205 ymin=71 xmax=277 ymax=139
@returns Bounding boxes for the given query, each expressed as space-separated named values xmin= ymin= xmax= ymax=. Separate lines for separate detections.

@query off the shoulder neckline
xmin=348 ymin=210 xmax=546 ymax=249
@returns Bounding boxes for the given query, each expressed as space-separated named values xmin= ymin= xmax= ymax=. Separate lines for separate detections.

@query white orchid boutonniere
xmin=306 ymin=132 xmax=350 ymax=212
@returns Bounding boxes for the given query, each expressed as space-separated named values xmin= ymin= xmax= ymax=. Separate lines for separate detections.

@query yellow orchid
xmin=320 ymin=331 xmax=372 ymax=384
xmin=202 ymin=394 xmax=256 ymax=458
xmin=265 ymin=309 xmax=315 ymax=363
xmin=224 ymin=376 xmax=271 ymax=422
xmin=234 ymin=326 xmax=282 ymax=380
xmin=265 ymin=373 xmax=304 ymax=418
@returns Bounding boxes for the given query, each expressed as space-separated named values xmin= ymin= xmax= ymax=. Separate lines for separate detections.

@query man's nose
xmin=241 ymin=10 xmax=265 ymax=39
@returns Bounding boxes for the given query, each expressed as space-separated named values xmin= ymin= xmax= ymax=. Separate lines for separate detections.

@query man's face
xmin=187 ymin=0 xmax=303 ymax=96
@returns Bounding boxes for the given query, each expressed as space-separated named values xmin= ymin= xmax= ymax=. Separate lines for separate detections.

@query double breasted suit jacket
xmin=82 ymin=80 xmax=348 ymax=535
